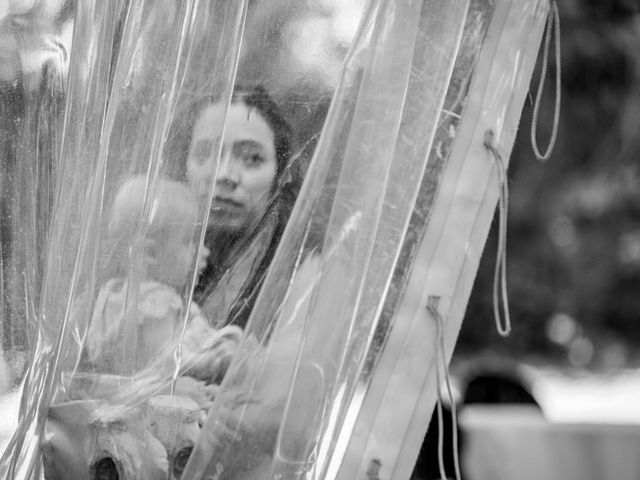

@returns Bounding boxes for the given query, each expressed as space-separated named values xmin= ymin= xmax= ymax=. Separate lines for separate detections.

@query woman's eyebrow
xmin=232 ymin=139 xmax=265 ymax=151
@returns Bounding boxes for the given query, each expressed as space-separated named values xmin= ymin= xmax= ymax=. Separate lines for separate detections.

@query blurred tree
xmin=458 ymin=0 xmax=640 ymax=368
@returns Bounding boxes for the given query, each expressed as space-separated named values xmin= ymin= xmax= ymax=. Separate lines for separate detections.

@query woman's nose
xmin=216 ymin=149 xmax=240 ymax=189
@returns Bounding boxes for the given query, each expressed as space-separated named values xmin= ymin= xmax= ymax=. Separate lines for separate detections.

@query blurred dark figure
xmin=460 ymin=356 xmax=540 ymax=408
xmin=463 ymin=372 xmax=540 ymax=408
xmin=412 ymin=358 xmax=541 ymax=480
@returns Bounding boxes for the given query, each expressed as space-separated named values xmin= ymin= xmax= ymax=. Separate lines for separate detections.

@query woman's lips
xmin=211 ymin=197 xmax=243 ymax=212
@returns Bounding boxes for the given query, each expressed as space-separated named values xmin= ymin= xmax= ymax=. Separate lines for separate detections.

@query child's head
xmin=108 ymin=175 xmax=202 ymax=287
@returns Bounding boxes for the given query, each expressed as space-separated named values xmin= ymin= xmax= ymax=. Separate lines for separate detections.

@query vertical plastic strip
xmin=0 ymin=3 xmax=121 ymax=476
xmin=183 ymin=1 xmax=467 ymax=478
xmin=315 ymin=2 xmax=471 ymax=478
xmin=335 ymin=1 xmax=549 ymax=479
xmin=0 ymin=1 xmax=250 ymax=477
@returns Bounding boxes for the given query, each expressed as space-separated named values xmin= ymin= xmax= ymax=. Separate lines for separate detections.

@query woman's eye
xmin=245 ymin=153 xmax=265 ymax=167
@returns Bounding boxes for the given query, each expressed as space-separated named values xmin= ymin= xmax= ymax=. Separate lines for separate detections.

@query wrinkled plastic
xmin=0 ymin=1 xmax=72 ymax=384
xmin=335 ymin=1 xmax=550 ymax=479
xmin=0 ymin=0 xmax=549 ymax=479
xmin=2 ymin=0 xmax=369 ymax=477
xmin=184 ymin=0 xmax=469 ymax=477
xmin=0 ymin=0 xmax=73 ymax=460
xmin=2 ymin=0 xmax=250 ymax=477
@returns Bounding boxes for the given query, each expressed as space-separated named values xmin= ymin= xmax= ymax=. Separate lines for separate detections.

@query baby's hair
xmin=109 ymin=175 xmax=198 ymax=237
xmin=106 ymin=175 xmax=199 ymax=278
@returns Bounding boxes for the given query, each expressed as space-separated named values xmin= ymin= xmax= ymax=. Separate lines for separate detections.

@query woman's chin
xmin=208 ymin=211 xmax=246 ymax=236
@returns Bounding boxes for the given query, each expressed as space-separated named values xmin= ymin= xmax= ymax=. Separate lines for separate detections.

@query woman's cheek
xmin=253 ymin=164 xmax=277 ymax=199
xmin=187 ymin=157 xmax=215 ymax=192
xmin=187 ymin=170 xmax=208 ymax=198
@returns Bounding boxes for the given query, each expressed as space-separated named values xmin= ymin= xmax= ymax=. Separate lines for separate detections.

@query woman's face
xmin=186 ymin=101 xmax=277 ymax=235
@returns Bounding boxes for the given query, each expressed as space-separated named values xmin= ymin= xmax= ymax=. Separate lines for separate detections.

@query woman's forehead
xmin=193 ymin=102 xmax=275 ymax=152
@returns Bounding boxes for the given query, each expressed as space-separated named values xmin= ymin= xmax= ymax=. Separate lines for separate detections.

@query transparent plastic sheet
xmin=0 ymin=0 xmax=73 ymax=455
xmin=3 ymin=1 xmax=377 ymax=479
xmin=182 ymin=1 xmax=470 ymax=478
xmin=334 ymin=1 xmax=550 ymax=479
xmin=0 ymin=1 xmax=550 ymax=479
xmin=1 ymin=0 xmax=250 ymax=478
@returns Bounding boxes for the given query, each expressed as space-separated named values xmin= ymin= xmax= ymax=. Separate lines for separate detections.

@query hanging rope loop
xmin=531 ymin=0 xmax=562 ymax=161
xmin=426 ymin=296 xmax=462 ymax=480
xmin=483 ymin=130 xmax=512 ymax=337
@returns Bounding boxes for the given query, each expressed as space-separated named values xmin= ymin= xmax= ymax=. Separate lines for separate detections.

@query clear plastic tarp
xmin=1 ymin=0 xmax=73 ymax=462
xmin=0 ymin=0 xmax=550 ymax=478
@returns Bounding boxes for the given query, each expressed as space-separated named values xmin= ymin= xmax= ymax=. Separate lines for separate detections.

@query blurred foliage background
xmin=459 ymin=0 xmax=640 ymax=370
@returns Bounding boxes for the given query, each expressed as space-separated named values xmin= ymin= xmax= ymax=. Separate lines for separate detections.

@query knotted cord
xmin=483 ymin=130 xmax=511 ymax=337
